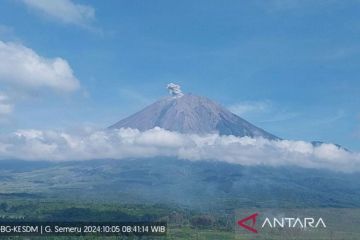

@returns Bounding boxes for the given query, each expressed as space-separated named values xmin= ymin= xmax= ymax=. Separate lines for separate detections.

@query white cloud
xmin=0 ymin=40 xmax=80 ymax=92
xmin=21 ymin=0 xmax=95 ymax=27
xmin=0 ymin=127 xmax=359 ymax=172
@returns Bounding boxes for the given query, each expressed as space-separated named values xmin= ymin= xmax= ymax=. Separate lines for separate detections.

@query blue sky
xmin=0 ymin=0 xmax=360 ymax=150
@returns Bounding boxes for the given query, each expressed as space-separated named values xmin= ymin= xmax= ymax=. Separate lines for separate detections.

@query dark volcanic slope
xmin=3 ymin=158 xmax=360 ymax=209
xmin=109 ymin=94 xmax=278 ymax=140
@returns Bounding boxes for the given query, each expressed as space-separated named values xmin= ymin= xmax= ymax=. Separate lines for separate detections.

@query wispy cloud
xmin=259 ymin=0 xmax=303 ymax=11
xmin=229 ymin=100 xmax=299 ymax=123
xmin=0 ymin=93 xmax=13 ymax=116
xmin=118 ymin=88 xmax=154 ymax=106
xmin=353 ymin=114 xmax=360 ymax=139
xmin=1 ymin=127 xmax=358 ymax=172
xmin=229 ymin=101 xmax=271 ymax=116
xmin=21 ymin=0 xmax=95 ymax=28
xmin=257 ymin=0 xmax=339 ymax=12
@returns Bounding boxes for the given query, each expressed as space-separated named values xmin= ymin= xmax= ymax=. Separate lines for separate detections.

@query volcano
xmin=109 ymin=83 xmax=279 ymax=140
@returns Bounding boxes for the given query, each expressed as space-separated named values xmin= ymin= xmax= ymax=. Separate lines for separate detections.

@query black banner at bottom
xmin=0 ymin=222 xmax=167 ymax=236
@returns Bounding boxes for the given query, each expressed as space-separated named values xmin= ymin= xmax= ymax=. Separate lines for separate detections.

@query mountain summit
xmin=109 ymin=83 xmax=279 ymax=140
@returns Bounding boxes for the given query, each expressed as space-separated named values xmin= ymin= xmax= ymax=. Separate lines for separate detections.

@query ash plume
xmin=167 ymin=83 xmax=183 ymax=97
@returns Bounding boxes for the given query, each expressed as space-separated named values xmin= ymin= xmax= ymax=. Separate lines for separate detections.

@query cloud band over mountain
xmin=0 ymin=127 xmax=358 ymax=172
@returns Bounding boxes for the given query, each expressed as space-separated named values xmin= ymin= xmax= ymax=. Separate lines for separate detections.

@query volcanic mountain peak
xmin=109 ymin=84 xmax=279 ymax=140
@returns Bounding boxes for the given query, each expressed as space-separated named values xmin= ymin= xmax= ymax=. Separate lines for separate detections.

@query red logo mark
xmin=237 ymin=213 xmax=259 ymax=233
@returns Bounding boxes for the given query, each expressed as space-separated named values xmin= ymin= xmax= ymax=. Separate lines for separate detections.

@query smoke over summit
xmin=167 ymin=83 xmax=183 ymax=97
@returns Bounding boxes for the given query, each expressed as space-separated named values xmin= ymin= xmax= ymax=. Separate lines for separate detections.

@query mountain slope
xmin=109 ymin=94 xmax=279 ymax=140
xmin=2 ymin=158 xmax=360 ymax=209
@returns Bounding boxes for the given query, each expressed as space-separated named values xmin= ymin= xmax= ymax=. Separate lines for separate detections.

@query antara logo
xmin=237 ymin=213 xmax=326 ymax=234
xmin=237 ymin=213 xmax=259 ymax=233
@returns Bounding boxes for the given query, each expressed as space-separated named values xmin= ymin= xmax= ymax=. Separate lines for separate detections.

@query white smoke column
xmin=167 ymin=83 xmax=184 ymax=97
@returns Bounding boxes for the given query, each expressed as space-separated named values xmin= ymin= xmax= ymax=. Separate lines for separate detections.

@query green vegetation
xmin=1 ymin=159 xmax=360 ymax=239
